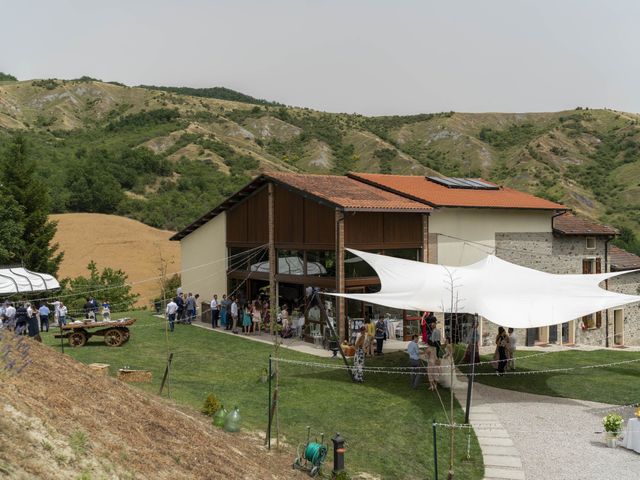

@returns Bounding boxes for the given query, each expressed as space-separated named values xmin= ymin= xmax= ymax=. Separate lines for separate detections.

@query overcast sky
xmin=2 ymin=0 xmax=638 ymax=115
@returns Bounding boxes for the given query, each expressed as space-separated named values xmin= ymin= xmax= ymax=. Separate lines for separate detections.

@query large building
xmin=171 ymin=172 xmax=639 ymax=345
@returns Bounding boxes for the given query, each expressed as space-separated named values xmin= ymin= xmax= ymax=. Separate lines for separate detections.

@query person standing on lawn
xmin=14 ymin=303 xmax=28 ymax=336
xmin=230 ymin=296 xmax=239 ymax=333
xmin=58 ymin=302 xmax=67 ymax=327
xmin=374 ymin=317 xmax=386 ymax=355
xmin=495 ymin=327 xmax=510 ymax=375
xmin=184 ymin=293 xmax=195 ymax=325
xmin=427 ymin=320 xmax=443 ymax=360
xmin=166 ymin=298 xmax=178 ymax=332
xmin=220 ymin=294 xmax=230 ymax=329
xmin=175 ymin=293 xmax=185 ymax=323
xmin=507 ymin=327 xmax=517 ymax=370
xmin=251 ymin=299 xmax=261 ymax=334
xmin=26 ymin=303 xmax=41 ymax=341
xmin=4 ymin=302 xmax=16 ymax=331
xmin=52 ymin=299 xmax=60 ymax=326
xmin=209 ymin=294 xmax=219 ymax=328
xmin=353 ymin=326 xmax=366 ymax=383
xmin=38 ymin=303 xmax=50 ymax=332
xmin=407 ymin=334 xmax=421 ymax=389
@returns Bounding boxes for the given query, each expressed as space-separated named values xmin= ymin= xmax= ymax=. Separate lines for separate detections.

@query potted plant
xmin=603 ymin=413 xmax=624 ymax=448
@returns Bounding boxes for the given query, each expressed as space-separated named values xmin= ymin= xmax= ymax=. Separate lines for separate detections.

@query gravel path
xmin=473 ymin=383 xmax=639 ymax=479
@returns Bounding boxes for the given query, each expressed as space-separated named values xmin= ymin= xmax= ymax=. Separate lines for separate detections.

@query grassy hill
xmin=1 ymin=77 xmax=639 ymax=246
xmin=0 ymin=334 xmax=300 ymax=479
xmin=51 ymin=213 xmax=180 ymax=307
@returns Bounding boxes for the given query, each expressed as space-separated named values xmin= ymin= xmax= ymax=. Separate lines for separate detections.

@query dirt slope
xmin=0 ymin=336 xmax=301 ymax=479
xmin=51 ymin=213 xmax=180 ymax=307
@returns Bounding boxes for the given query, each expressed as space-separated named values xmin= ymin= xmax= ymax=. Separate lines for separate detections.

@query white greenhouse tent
xmin=0 ymin=267 xmax=60 ymax=295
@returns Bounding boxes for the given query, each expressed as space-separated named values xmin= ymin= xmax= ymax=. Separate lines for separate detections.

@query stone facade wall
xmin=608 ymin=272 xmax=640 ymax=346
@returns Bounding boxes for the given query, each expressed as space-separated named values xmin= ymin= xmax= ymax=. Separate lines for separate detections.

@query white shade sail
xmin=0 ymin=267 xmax=60 ymax=295
xmin=329 ymin=249 xmax=640 ymax=329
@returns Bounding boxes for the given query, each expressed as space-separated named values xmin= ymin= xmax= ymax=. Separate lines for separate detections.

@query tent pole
xmin=464 ymin=314 xmax=478 ymax=424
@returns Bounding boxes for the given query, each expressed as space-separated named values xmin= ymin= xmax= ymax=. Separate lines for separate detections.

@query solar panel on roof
xmin=426 ymin=176 xmax=499 ymax=190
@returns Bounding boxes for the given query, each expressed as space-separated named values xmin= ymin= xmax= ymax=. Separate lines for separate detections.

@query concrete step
xmin=483 ymin=467 xmax=526 ymax=479
xmin=477 ymin=436 xmax=515 ymax=447
xmin=480 ymin=445 xmax=520 ymax=456
xmin=484 ymin=455 xmax=523 ymax=468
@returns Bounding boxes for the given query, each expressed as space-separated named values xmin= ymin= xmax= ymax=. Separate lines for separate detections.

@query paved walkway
xmin=451 ymin=373 xmax=639 ymax=480
xmin=450 ymin=373 xmax=526 ymax=480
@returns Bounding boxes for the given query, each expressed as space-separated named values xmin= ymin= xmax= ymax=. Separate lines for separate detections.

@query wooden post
xmin=59 ymin=323 xmax=65 ymax=354
xmin=266 ymin=354 xmax=272 ymax=449
xmin=432 ymin=419 xmax=439 ymax=480
xmin=268 ymin=183 xmax=276 ymax=335
xmin=335 ymin=210 xmax=345 ymax=342
xmin=158 ymin=352 xmax=174 ymax=396
xmin=422 ymin=213 xmax=430 ymax=263
xmin=464 ymin=314 xmax=478 ymax=424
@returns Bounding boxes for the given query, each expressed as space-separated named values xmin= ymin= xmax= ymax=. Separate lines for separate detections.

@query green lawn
xmin=458 ymin=347 xmax=640 ymax=405
xmin=42 ymin=312 xmax=483 ymax=480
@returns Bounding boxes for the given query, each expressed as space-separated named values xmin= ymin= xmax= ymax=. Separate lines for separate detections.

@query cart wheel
xmin=68 ymin=331 xmax=88 ymax=347
xmin=104 ymin=329 xmax=124 ymax=347
xmin=122 ymin=328 xmax=130 ymax=343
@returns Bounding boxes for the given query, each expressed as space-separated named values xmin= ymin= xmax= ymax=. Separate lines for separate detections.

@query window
xmin=306 ymin=250 xmax=336 ymax=277
xmin=383 ymin=249 xmax=421 ymax=261
xmin=229 ymin=248 xmax=266 ymax=272
xmin=582 ymin=258 xmax=602 ymax=328
xmin=344 ymin=251 xmax=378 ymax=278
xmin=586 ymin=237 xmax=596 ymax=250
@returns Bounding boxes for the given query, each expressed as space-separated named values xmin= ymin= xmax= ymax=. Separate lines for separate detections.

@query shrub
xmin=201 ymin=393 xmax=221 ymax=417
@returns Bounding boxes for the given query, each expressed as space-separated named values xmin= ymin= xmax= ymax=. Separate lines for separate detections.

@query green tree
xmin=0 ymin=135 xmax=63 ymax=274
xmin=374 ymin=148 xmax=397 ymax=174
xmin=614 ymin=227 xmax=640 ymax=256
xmin=63 ymin=261 xmax=139 ymax=313
xmin=0 ymin=72 xmax=17 ymax=81
xmin=0 ymin=189 xmax=24 ymax=264
xmin=65 ymin=160 xmax=124 ymax=213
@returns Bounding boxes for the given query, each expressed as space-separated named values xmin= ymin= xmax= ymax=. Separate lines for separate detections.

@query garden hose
xmin=304 ymin=442 xmax=327 ymax=466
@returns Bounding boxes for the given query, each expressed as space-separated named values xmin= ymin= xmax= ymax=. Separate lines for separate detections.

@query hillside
xmin=0 ymin=336 xmax=300 ymax=479
xmin=51 ymin=213 xmax=180 ymax=307
xmin=1 ymin=77 xmax=639 ymax=244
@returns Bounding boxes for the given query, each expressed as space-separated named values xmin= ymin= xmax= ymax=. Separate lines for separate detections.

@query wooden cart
xmin=55 ymin=318 xmax=136 ymax=347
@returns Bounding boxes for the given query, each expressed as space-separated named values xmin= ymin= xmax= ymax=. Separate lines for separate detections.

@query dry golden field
xmin=50 ymin=213 xmax=180 ymax=307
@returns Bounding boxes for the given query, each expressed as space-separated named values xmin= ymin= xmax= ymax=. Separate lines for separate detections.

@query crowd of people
xmin=0 ymin=296 xmax=114 ymax=341
xmin=167 ymin=289 xmax=298 ymax=337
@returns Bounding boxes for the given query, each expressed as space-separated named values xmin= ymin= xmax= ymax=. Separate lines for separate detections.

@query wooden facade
xmin=225 ymin=181 xmax=427 ymax=340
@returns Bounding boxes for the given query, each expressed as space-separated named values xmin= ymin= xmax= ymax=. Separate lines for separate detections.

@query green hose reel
xmin=293 ymin=426 xmax=328 ymax=477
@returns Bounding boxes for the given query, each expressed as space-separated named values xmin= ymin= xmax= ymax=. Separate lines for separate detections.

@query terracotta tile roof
xmin=170 ymin=172 xmax=432 ymax=240
xmin=609 ymin=245 xmax=640 ymax=271
xmin=264 ymin=172 xmax=432 ymax=212
xmin=553 ymin=212 xmax=618 ymax=236
xmin=348 ymin=173 xmax=566 ymax=210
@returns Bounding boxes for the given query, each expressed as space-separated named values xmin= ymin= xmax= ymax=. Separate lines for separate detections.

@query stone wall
xmin=608 ymin=272 xmax=640 ymax=346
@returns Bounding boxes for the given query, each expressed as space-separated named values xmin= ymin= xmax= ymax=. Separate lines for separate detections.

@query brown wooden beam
xmin=335 ymin=209 xmax=346 ymax=342
xmin=268 ymin=183 xmax=277 ymax=335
